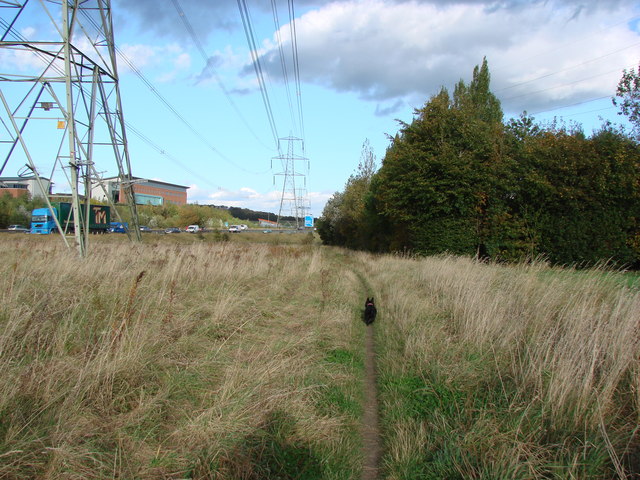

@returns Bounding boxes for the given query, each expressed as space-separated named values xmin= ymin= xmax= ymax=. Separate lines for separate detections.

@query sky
xmin=1 ymin=0 xmax=639 ymax=217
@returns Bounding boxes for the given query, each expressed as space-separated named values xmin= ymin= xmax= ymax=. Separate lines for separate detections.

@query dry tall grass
xmin=3 ymin=235 xmax=639 ymax=479
xmin=0 ymin=236 xmax=365 ymax=479
xmin=362 ymin=252 xmax=640 ymax=478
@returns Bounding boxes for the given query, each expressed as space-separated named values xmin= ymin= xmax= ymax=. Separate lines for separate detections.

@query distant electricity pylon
xmin=0 ymin=0 xmax=140 ymax=257
xmin=272 ymin=136 xmax=309 ymax=228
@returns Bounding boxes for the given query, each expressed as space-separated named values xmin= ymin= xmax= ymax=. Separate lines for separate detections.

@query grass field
xmin=1 ymin=234 xmax=639 ymax=479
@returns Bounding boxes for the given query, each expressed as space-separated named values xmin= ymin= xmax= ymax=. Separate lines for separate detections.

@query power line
xmin=236 ymin=0 xmax=280 ymax=148
xmin=233 ymin=0 xmax=310 ymax=223
xmin=502 ymin=63 xmax=636 ymax=102
xmin=170 ymin=0 xmax=273 ymax=151
xmin=497 ymin=41 xmax=640 ymax=93
xmin=529 ymin=95 xmax=613 ymax=116
xmin=2 ymin=12 xmax=235 ymax=190
xmin=488 ymin=12 xmax=639 ymax=122
xmin=78 ymin=7 xmax=267 ymax=176
xmin=115 ymin=48 xmax=262 ymax=173
xmin=270 ymin=0 xmax=298 ymax=134
xmin=288 ymin=0 xmax=305 ymax=142
xmin=536 ymin=105 xmax=617 ymax=119
xmin=124 ymin=122 xmax=222 ymax=190
xmin=492 ymin=13 xmax=640 ymax=77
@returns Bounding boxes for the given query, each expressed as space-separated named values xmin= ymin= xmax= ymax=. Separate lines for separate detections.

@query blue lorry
xmin=30 ymin=202 xmax=111 ymax=235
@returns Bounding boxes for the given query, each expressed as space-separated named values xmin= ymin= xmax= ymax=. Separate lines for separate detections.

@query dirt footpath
xmin=361 ymin=325 xmax=381 ymax=480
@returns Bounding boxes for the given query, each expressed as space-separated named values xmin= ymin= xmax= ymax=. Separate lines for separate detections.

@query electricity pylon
xmin=0 ymin=0 xmax=140 ymax=257
xmin=272 ymin=136 xmax=309 ymax=228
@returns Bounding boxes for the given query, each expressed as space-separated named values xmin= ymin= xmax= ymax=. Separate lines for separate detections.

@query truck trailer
xmin=30 ymin=203 xmax=111 ymax=235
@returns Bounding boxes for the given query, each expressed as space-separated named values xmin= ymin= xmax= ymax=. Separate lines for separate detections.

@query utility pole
xmin=0 ymin=0 xmax=141 ymax=257
xmin=273 ymin=136 xmax=309 ymax=228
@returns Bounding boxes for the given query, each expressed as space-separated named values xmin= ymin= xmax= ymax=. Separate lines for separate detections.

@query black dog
xmin=363 ymin=297 xmax=377 ymax=325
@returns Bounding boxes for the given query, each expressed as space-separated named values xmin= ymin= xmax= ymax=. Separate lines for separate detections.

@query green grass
xmin=366 ymin=253 xmax=640 ymax=479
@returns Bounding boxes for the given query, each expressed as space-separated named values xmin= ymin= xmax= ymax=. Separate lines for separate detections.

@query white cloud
xmin=184 ymin=183 xmax=208 ymax=200
xmin=118 ymin=43 xmax=193 ymax=82
xmin=174 ymin=52 xmax=192 ymax=70
xmin=256 ymin=0 xmax=639 ymax=115
xmin=0 ymin=42 xmax=55 ymax=74
xmin=307 ymin=190 xmax=335 ymax=215
xmin=118 ymin=44 xmax=157 ymax=70
xmin=187 ymin=185 xmax=332 ymax=216
xmin=21 ymin=26 xmax=36 ymax=38
xmin=12 ymin=0 xmax=634 ymax=119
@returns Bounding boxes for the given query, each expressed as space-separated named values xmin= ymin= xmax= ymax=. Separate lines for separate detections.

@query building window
xmin=134 ymin=193 xmax=163 ymax=206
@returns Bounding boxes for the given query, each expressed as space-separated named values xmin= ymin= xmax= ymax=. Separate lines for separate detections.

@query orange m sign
xmin=93 ymin=207 xmax=107 ymax=225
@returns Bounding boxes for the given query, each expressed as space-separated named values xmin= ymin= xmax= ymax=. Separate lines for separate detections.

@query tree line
xmin=318 ymin=59 xmax=640 ymax=267
xmin=0 ymin=192 xmax=291 ymax=230
xmin=0 ymin=195 xmax=239 ymax=230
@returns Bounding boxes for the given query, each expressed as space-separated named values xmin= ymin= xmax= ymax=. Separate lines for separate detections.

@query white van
xmin=186 ymin=225 xmax=200 ymax=233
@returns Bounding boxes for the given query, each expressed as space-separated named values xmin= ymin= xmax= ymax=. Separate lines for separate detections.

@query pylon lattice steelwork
xmin=0 ymin=0 xmax=140 ymax=256
xmin=272 ymin=136 xmax=309 ymax=228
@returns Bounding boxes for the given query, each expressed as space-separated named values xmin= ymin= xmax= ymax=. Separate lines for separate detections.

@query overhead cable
xmin=502 ymin=63 xmax=637 ymax=102
xmin=78 ymin=7 xmax=266 ymax=175
xmin=492 ymin=13 xmax=640 ymax=76
xmin=288 ymin=0 xmax=305 ymax=143
xmin=497 ymin=41 xmax=640 ymax=93
xmin=270 ymin=0 xmax=298 ymax=134
xmin=170 ymin=0 xmax=273 ymax=151
xmin=124 ymin=122 xmax=223 ymax=189
xmin=236 ymin=0 xmax=280 ymax=149
xmin=530 ymin=95 xmax=612 ymax=116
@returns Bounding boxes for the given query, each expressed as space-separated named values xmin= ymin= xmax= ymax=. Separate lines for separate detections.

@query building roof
xmin=0 ymin=176 xmax=51 ymax=182
xmin=100 ymin=176 xmax=189 ymax=190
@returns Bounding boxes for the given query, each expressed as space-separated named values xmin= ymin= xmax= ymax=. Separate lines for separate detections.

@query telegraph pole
xmin=0 ymin=0 xmax=141 ymax=256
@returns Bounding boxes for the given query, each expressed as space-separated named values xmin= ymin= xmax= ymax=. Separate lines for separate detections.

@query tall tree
xmin=317 ymin=140 xmax=377 ymax=248
xmin=613 ymin=63 xmax=640 ymax=138
xmin=316 ymin=191 xmax=346 ymax=246
xmin=321 ymin=60 xmax=640 ymax=266
xmin=370 ymin=60 xmax=521 ymax=258
xmin=505 ymin=118 xmax=640 ymax=265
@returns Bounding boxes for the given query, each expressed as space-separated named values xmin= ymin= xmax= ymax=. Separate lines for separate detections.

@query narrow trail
xmin=361 ymin=323 xmax=381 ymax=480
xmin=345 ymin=258 xmax=383 ymax=479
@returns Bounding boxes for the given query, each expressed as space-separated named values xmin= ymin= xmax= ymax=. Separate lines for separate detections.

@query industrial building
xmin=258 ymin=218 xmax=278 ymax=228
xmin=0 ymin=176 xmax=52 ymax=199
xmin=91 ymin=177 xmax=189 ymax=206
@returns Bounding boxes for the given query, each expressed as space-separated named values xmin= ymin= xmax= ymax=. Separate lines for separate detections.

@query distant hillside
xmin=208 ymin=205 xmax=296 ymax=223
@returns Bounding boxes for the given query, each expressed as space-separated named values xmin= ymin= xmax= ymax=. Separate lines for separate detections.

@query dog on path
xmin=363 ymin=297 xmax=377 ymax=325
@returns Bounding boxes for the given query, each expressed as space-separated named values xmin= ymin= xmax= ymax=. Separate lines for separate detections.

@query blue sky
xmin=1 ymin=0 xmax=638 ymax=217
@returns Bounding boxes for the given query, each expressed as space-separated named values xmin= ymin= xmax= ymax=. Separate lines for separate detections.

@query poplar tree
xmin=370 ymin=58 xmax=519 ymax=257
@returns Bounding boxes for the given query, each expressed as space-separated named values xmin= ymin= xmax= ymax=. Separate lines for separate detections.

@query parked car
xmin=239 ymin=224 xmax=248 ymax=231
xmin=185 ymin=225 xmax=201 ymax=233
xmin=7 ymin=224 xmax=28 ymax=232
xmin=165 ymin=227 xmax=181 ymax=234
xmin=139 ymin=225 xmax=152 ymax=232
xmin=228 ymin=225 xmax=240 ymax=233
xmin=263 ymin=229 xmax=272 ymax=234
